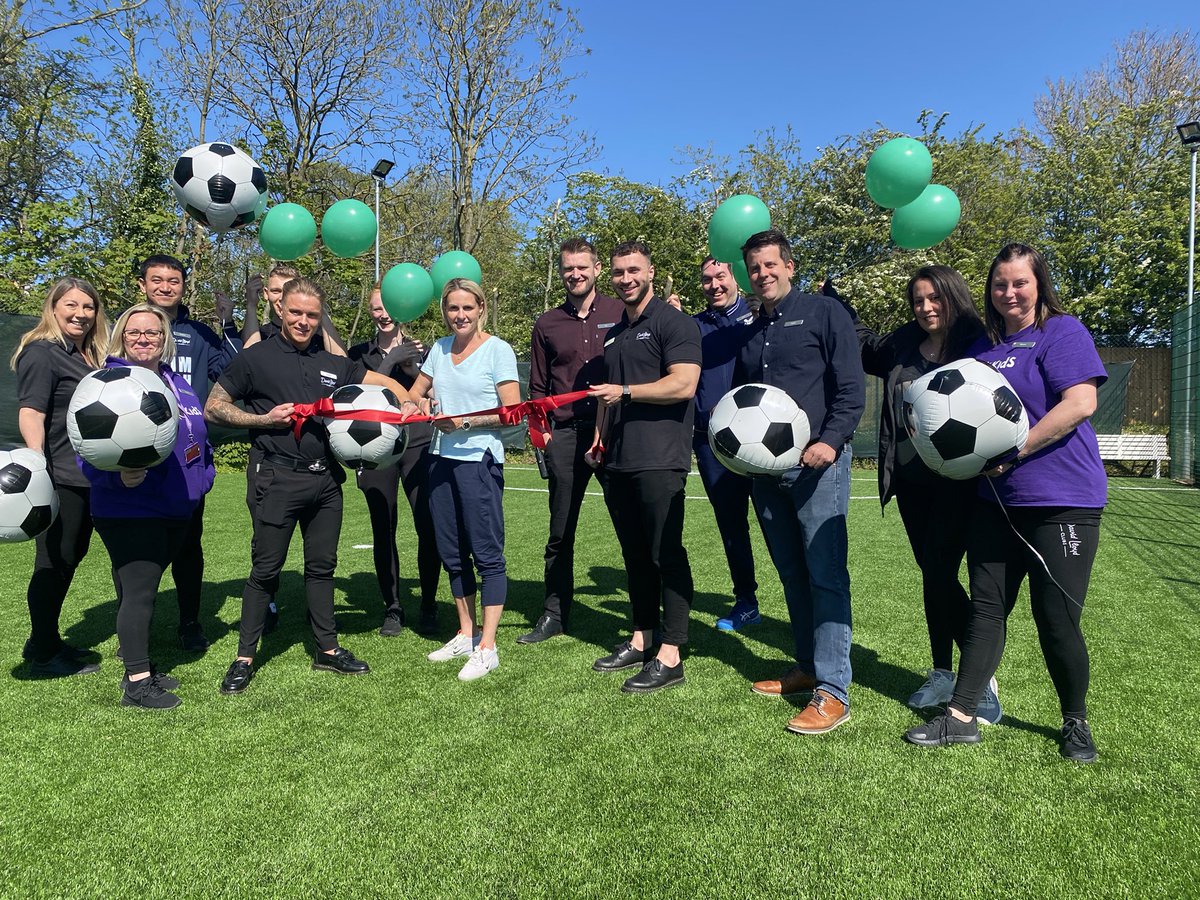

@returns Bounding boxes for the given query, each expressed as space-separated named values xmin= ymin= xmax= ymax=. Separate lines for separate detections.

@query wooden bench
xmin=1096 ymin=433 xmax=1170 ymax=478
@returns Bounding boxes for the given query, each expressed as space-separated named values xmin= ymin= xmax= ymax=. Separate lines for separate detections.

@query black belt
xmin=264 ymin=453 xmax=331 ymax=474
xmin=554 ymin=419 xmax=596 ymax=431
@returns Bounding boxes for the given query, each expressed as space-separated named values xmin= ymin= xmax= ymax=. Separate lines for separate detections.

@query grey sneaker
xmin=457 ymin=647 xmax=499 ymax=681
xmin=1059 ymin=717 xmax=1098 ymax=763
xmin=976 ymin=677 xmax=1003 ymax=725
xmin=907 ymin=668 xmax=956 ymax=709
xmin=427 ymin=632 xmax=479 ymax=662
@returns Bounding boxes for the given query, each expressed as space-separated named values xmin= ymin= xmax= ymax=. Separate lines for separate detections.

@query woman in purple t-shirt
xmin=904 ymin=244 xmax=1106 ymax=763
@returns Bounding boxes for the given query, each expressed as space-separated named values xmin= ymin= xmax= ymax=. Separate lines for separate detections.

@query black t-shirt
xmin=348 ymin=338 xmax=432 ymax=448
xmin=217 ymin=334 xmax=366 ymax=462
xmin=602 ymin=298 xmax=702 ymax=473
xmin=15 ymin=340 xmax=94 ymax=488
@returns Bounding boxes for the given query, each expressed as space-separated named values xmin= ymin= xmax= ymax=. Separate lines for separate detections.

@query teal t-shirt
xmin=421 ymin=335 xmax=519 ymax=462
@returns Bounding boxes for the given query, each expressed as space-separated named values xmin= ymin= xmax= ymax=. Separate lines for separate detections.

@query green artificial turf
xmin=0 ymin=470 xmax=1197 ymax=898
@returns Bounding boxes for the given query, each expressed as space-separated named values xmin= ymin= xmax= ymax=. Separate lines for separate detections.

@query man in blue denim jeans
xmin=734 ymin=230 xmax=864 ymax=735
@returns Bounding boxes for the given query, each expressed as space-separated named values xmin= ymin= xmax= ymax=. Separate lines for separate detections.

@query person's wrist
xmin=622 ymin=384 xmax=631 ymax=403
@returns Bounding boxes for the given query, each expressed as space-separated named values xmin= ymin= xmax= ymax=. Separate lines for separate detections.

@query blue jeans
xmin=751 ymin=448 xmax=853 ymax=705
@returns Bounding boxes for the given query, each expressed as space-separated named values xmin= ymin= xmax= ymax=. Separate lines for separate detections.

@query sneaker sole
xmin=903 ymin=731 xmax=981 ymax=747
xmin=458 ymin=666 xmax=498 ymax=682
xmin=120 ymin=695 xmax=182 ymax=710
xmin=620 ymin=674 xmax=685 ymax=694
xmin=379 ymin=628 xmax=404 ymax=637
xmin=786 ymin=711 xmax=850 ymax=735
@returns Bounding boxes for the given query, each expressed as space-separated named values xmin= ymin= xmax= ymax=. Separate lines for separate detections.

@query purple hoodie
xmin=81 ymin=357 xmax=215 ymax=520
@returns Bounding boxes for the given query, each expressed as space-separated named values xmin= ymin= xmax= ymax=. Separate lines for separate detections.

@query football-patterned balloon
xmin=170 ymin=142 xmax=268 ymax=234
xmin=708 ymin=383 xmax=811 ymax=476
xmin=67 ymin=367 xmax=179 ymax=471
xmin=0 ymin=447 xmax=59 ymax=542
xmin=324 ymin=384 xmax=409 ymax=470
xmin=902 ymin=358 xmax=1029 ymax=480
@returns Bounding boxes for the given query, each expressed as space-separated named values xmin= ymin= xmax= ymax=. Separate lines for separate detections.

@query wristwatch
xmin=460 ymin=417 xmax=472 ymax=431
xmin=621 ymin=385 xmax=631 ymax=403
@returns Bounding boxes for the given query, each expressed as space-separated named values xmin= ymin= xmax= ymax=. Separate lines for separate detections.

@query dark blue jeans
xmin=428 ymin=452 xmax=507 ymax=607
xmin=693 ymin=433 xmax=758 ymax=602
xmin=751 ymin=448 xmax=853 ymax=705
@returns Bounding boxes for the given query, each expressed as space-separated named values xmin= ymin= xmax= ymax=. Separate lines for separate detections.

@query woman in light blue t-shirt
xmin=408 ymin=278 xmax=520 ymax=682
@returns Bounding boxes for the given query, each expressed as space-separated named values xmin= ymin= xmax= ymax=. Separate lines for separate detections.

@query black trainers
xmin=23 ymin=639 xmax=97 ymax=663
xmin=220 ymin=659 xmax=254 ymax=695
xmin=903 ymin=713 xmax=981 ymax=747
xmin=1059 ymin=717 xmax=1098 ymax=763
xmin=120 ymin=669 xmax=180 ymax=692
xmin=312 ymin=647 xmax=370 ymax=675
xmin=621 ymin=658 xmax=685 ymax=693
xmin=379 ymin=609 xmax=405 ymax=637
xmin=517 ymin=614 xmax=564 ymax=645
xmin=416 ymin=608 xmax=439 ymax=636
xmin=263 ymin=602 xmax=280 ymax=635
xmin=121 ymin=675 xmax=181 ymax=709
xmin=29 ymin=649 xmax=100 ymax=679
xmin=178 ymin=620 xmax=210 ymax=653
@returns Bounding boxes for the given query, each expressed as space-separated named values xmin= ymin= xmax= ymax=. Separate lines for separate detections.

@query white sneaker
xmin=457 ymin=647 xmax=499 ymax=681
xmin=427 ymin=632 xmax=478 ymax=662
xmin=907 ymin=668 xmax=956 ymax=709
xmin=977 ymin=676 xmax=1003 ymax=725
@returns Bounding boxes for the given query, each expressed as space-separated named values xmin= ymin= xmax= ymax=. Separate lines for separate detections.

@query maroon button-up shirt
xmin=529 ymin=293 xmax=625 ymax=425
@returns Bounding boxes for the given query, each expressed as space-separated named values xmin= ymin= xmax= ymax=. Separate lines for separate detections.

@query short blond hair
xmin=110 ymin=303 xmax=177 ymax=366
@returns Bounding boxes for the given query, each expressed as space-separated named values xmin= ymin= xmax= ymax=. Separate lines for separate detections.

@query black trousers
xmin=26 ymin=483 xmax=93 ymax=661
xmin=244 ymin=446 xmax=276 ymax=605
xmin=951 ymin=501 xmax=1101 ymax=720
xmin=542 ymin=424 xmax=605 ymax=626
xmin=238 ymin=464 xmax=343 ymax=658
xmin=894 ymin=476 xmax=975 ymax=671
xmin=171 ymin=497 xmax=205 ymax=625
xmin=96 ymin=517 xmax=190 ymax=676
xmin=693 ymin=434 xmax=758 ymax=601
xmin=355 ymin=439 xmax=441 ymax=615
xmin=602 ymin=469 xmax=693 ymax=647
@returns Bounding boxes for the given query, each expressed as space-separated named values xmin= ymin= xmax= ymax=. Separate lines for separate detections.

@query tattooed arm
xmin=204 ymin=382 xmax=294 ymax=430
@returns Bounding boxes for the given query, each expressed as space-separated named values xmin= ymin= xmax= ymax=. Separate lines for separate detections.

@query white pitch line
xmin=503 ymin=486 xmax=879 ymax=500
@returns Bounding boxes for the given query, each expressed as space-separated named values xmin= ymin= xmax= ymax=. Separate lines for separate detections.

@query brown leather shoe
xmin=751 ymin=665 xmax=817 ymax=697
xmin=786 ymin=690 xmax=850 ymax=734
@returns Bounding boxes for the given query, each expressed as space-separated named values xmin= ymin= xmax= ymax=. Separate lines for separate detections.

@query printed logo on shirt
xmin=991 ymin=357 xmax=1017 ymax=370
xmin=174 ymin=331 xmax=191 ymax=347
xmin=784 ymin=319 xmax=805 ymax=327
xmin=636 ymin=331 xmax=652 ymax=341
xmin=179 ymin=404 xmax=203 ymax=417
xmin=175 ymin=356 xmax=194 ymax=382
xmin=319 ymin=370 xmax=337 ymax=387
xmin=737 ymin=314 xmax=754 ymax=325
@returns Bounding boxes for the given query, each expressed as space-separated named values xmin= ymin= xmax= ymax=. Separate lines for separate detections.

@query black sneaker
xmin=120 ymin=669 xmax=181 ymax=692
xmin=416 ymin=608 xmax=439 ymax=636
xmin=220 ymin=659 xmax=254 ymax=695
xmin=29 ymin=650 xmax=100 ymax=679
xmin=379 ymin=609 xmax=405 ymax=637
xmin=903 ymin=713 xmax=980 ymax=747
xmin=121 ymin=675 xmax=181 ymax=709
xmin=312 ymin=647 xmax=370 ymax=675
xmin=621 ymin=658 xmax=685 ymax=693
xmin=516 ymin=614 xmax=564 ymax=645
xmin=263 ymin=602 xmax=280 ymax=635
xmin=23 ymin=639 xmax=97 ymax=663
xmin=1059 ymin=717 xmax=1098 ymax=763
xmin=178 ymin=620 xmax=210 ymax=653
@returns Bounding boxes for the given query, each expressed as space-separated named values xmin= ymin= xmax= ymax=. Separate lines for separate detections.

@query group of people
xmin=12 ymin=234 xmax=1107 ymax=763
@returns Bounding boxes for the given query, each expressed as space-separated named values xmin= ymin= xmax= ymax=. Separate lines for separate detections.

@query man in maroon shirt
xmin=519 ymin=238 xmax=625 ymax=644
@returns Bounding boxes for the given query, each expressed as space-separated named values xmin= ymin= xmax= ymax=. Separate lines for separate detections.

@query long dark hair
xmin=905 ymin=265 xmax=983 ymax=363
xmin=983 ymin=243 xmax=1065 ymax=342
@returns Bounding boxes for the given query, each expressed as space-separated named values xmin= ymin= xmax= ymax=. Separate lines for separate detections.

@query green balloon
xmin=890 ymin=184 xmax=961 ymax=250
xmin=732 ymin=257 xmax=753 ymax=294
xmin=380 ymin=263 xmax=435 ymax=322
xmin=865 ymin=137 xmax=933 ymax=209
xmin=430 ymin=250 xmax=483 ymax=294
xmin=257 ymin=203 xmax=316 ymax=261
xmin=321 ymin=199 xmax=377 ymax=258
xmin=708 ymin=194 xmax=771 ymax=263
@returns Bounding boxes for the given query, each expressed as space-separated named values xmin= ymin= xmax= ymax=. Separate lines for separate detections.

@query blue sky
xmin=565 ymin=0 xmax=1198 ymax=186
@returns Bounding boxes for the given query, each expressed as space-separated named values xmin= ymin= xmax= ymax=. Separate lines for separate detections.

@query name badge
xmin=784 ymin=319 xmax=805 ymax=327
xmin=320 ymin=369 xmax=337 ymax=386
xmin=604 ymin=337 xmax=615 ymax=347
xmin=184 ymin=442 xmax=201 ymax=464
xmin=1012 ymin=341 xmax=1037 ymax=348
xmin=597 ymin=322 xmax=617 ymax=329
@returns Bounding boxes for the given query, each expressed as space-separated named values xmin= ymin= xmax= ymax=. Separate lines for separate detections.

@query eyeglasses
xmin=125 ymin=329 xmax=164 ymax=341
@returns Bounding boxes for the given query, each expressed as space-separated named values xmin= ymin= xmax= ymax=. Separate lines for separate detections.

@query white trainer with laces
xmin=907 ymin=668 xmax=956 ymax=709
xmin=977 ymin=676 xmax=1003 ymax=725
xmin=427 ymin=632 xmax=479 ymax=662
xmin=458 ymin=647 xmax=499 ymax=681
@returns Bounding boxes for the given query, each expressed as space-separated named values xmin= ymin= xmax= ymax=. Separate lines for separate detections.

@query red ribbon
xmin=291 ymin=389 xmax=593 ymax=450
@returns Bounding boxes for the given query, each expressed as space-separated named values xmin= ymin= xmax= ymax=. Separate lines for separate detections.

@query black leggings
xmin=171 ymin=497 xmax=205 ymax=625
xmin=894 ymin=477 xmax=975 ymax=671
xmin=951 ymin=501 xmax=1101 ymax=720
xmin=26 ymin=484 xmax=93 ymax=661
xmin=96 ymin=517 xmax=190 ymax=676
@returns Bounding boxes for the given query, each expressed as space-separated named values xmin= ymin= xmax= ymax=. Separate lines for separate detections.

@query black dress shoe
xmin=517 ymin=614 xmax=564 ymax=645
xmin=312 ymin=647 xmax=370 ymax=675
xmin=621 ymin=658 xmax=685 ymax=693
xmin=592 ymin=640 xmax=646 ymax=672
xmin=29 ymin=650 xmax=100 ymax=679
xmin=416 ymin=608 xmax=439 ymax=636
xmin=379 ymin=609 xmax=405 ymax=637
xmin=263 ymin=603 xmax=280 ymax=635
xmin=220 ymin=659 xmax=254 ymax=695
xmin=178 ymin=620 xmax=210 ymax=653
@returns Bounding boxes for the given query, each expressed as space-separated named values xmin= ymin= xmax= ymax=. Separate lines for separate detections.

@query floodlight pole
xmin=373 ymin=174 xmax=382 ymax=284
xmin=1186 ymin=146 xmax=1197 ymax=480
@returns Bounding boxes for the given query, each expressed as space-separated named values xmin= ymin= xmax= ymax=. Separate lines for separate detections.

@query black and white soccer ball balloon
xmin=67 ymin=367 xmax=179 ymax=471
xmin=902 ymin=359 xmax=1029 ymax=480
xmin=325 ymin=384 xmax=409 ymax=470
xmin=170 ymin=142 xmax=268 ymax=234
xmin=0 ymin=447 xmax=59 ymax=542
xmin=708 ymin=383 xmax=811 ymax=476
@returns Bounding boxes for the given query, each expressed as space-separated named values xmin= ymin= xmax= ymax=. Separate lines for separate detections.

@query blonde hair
xmin=440 ymin=278 xmax=487 ymax=331
xmin=110 ymin=303 xmax=177 ymax=366
xmin=10 ymin=278 xmax=109 ymax=370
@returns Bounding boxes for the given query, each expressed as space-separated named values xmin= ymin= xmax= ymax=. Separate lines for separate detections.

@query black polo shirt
xmin=217 ymin=334 xmax=366 ymax=463
xmin=348 ymin=338 xmax=432 ymax=448
xmin=735 ymin=286 xmax=864 ymax=450
xmin=530 ymin=293 xmax=625 ymax=426
xmin=602 ymin=297 xmax=702 ymax=473
xmin=15 ymin=339 xmax=93 ymax=488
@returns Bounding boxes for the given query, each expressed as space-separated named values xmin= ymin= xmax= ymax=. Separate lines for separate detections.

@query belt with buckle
xmin=265 ymin=453 xmax=329 ymax=474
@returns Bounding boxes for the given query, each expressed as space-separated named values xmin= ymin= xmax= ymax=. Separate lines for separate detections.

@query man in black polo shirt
xmin=735 ymin=229 xmax=864 ymax=735
xmin=519 ymin=237 xmax=624 ymax=644
xmin=586 ymin=241 xmax=702 ymax=693
xmin=205 ymin=277 xmax=412 ymax=694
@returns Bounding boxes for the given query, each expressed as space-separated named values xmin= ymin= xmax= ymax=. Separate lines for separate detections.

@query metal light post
xmin=370 ymin=159 xmax=395 ymax=283
xmin=1177 ymin=122 xmax=1200 ymax=480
